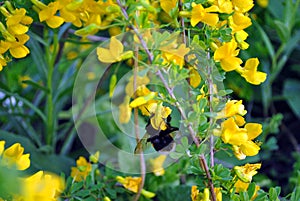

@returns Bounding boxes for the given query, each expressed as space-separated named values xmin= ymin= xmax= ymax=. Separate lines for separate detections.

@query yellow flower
xmin=257 ymin=0 xmax=268 ymax=8
xmin=19 ymin=170 xmax=65 ymax=201
xmin=239 ymin=123 xmax=262 ymax=155
xmin=116 ymin=176 xmax=156 ymax=198
xmin=228 ymin=12 xmax=252 ymax=33
xmin=232 ymin=0 xmax=254 ymax=13
xmin=160 ymin=0 xmax=177 ymax=15
xmin=191 ymin=3 xmax=219 ymax=27
xmin=4 ymin=8 xmax=33 ymax=35
xmin=150 ymin=155 xmax=167 ymax=176
xmin=221 ymin=117 xmax=248 ymax=146
xmin=19 ymin=75 xmax=31 ymax=88
xmin=213 ymin=0 xmax=233 ymax=14
xmin=129 ymin=92 xmax=156 ymax=108
xmin=235 ymin=30 xmax=249 ymax=50
xmin=191 ymin=186 xmax=222 ymax=201
xmin=0 ymin=141 xmax=30 ymax=171
xmin=190 ymin=67 xmax=202 ymax=88
xmin=213 ymin=40 xmax=242 ymax=72
xmin=216 ymin=100 xmax=247 ymax=119
xmin=0 ymin=34 xmax=30 ymax=58
xmin=31 ymin=0 xmax=64 ymax=28
xmin=70 ymin=156 xmax=92 ymax=182
xmin=234 ymin=163 xmax=261 ymax=183
xmin=0 ymin=54 xmax=8 ymax=71
xmin=149 ymin=103 xmax=172 ymax=131
xmin=125 ymin=75 xmax=150 ymax=97
xmin=239 ymin=58 xmax=267 ymax=85
xmin=116 ymin=176 xmax=141 ymax=193
xmin=119 ymin=95 xmax=132 ymax=124
xmin=89 ymin=151 xmax=100 ymax=163
xmin=97 ymin=37 xmax=133 ymax=63
xmin=103 ymin=196 xmax=111 ymax=201
xmin=160 ymin=44 xmax=190 ymax=68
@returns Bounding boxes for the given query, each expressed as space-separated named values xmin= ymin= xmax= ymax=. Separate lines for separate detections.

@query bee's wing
xmin=134 ymin=133 xmax=150 ymax=154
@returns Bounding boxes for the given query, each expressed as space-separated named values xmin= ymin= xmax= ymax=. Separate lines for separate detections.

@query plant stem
xmin=133 ymin=45 xmax=146 ymax=201
xmin=206 ymin=51 xmax=215 ymax=167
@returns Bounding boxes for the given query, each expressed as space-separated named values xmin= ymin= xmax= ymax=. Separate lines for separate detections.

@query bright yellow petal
xmin=110 ymin=37 xmax=124 ymax=61
xmin=8 ymin=24 xmax=29 ymax=35
xmin=202 ymin=13 xmax=219 ymax=26
xmin=220 ymin=57 xmax=242 ymax=71
xmin=46 ymin=16 xmax=64 ymax=28
xmin=240 ymin=141 xmax=260 ymax=156
xmin=0 ymin=141 xmax=5 ymax=155
xmin=245 ymin=123 xmax=262 ymax=139
xmin=97 ymin=47 xmax=116 ymax=63
xmin=9 ymin=45 xmax=30 ymax=58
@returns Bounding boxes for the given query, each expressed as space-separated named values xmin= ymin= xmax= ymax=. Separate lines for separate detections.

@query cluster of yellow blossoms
xmin=215 ymin=100 xmax=262 ymax=160
xmin=178 ymin=0 xmax=267 ymax=85
xmin=0 ymin=2 xmax=33 ymax=70
xmin=31 ymin=0 xmax=119 ymax=34
xmin=0 ymin=141 xmax=64 ymax=201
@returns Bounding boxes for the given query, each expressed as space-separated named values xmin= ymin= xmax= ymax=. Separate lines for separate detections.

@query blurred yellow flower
xmin=160 ymin=44 xmax=190 ymax=68
xmin=232 ymin=0 xmax=254 ymax=13
xmin=71 ymin=156 xmax=92 ymax=182
xmin=0 ymin=141 xmax=30 ymax=171
xmin=257 ymin=0 xmax=268 ymax=8
xmin=191 ymin=3 xmax=219 ymax=27
xmin=116 ymin=176 xmax=141 ymax=193
xmin=19 ymin=75 xmax=31 ymax=88
xmin=97 ymin=37 xmax=133 ymax=63
xmin=240 ymin=58 xmax=267 ymax=85
xmin=150 ymin=155 xmax=167 ymax=176
xmin=19 ymin=171 xmax=65 ymax=201
xmin=213 ymin=40 xmax=242 ymax=72
xmin=213 ymin=0 xmax=233 ymax=14
xmin=119 ymin=95 xmax=132 ymax=124
xmin=0 ymin=54 xmax=8 ymax=71
xmin=160 ymin=0 xmax=177 ymax=15
xmin=116 ymin=176 xmax=155 ymax=198
xmin=189 ymin=67 xmax=201 ymax=88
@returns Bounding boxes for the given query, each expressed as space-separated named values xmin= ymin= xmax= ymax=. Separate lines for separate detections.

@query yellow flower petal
xmin=46 ymin=16 xmax=64 ymax=28
xmin=240 ymin=141 xmax=260 ymax=156
xmin=245 ymin=123 xmax=262 ymax=139
xmin=9 ymin=45 xmax=30 ymax=58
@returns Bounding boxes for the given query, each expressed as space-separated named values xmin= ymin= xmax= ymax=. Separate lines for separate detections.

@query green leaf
xmin=253 ymin=20 xmax=275 ymax=59
xmin=290 ymin=186 xmax=300 ymax=201
xmin=269 ymin=187 xmax=281 ymax=201
xmin=283 ymin=79 xmax=300 ymax=118
xmin=273 ymin=20 xmax=289 ymax=42
xmin=71 ymin=182 xmax=84 ymax=194
xmin=21 ymin=80 xmax=50 ymax=93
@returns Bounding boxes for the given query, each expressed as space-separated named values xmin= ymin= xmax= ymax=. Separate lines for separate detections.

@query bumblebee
xmin=135 ymin=115 xmax=178 ymax=153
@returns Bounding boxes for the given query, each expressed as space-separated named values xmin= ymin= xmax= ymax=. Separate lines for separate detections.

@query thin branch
xmin=206 ymin=51 xmax=215 ymax=167
xmin=178 ymin=0 xmax=187 ymax=45
xmin=133 ymin=45 xmax=146 ymax=201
